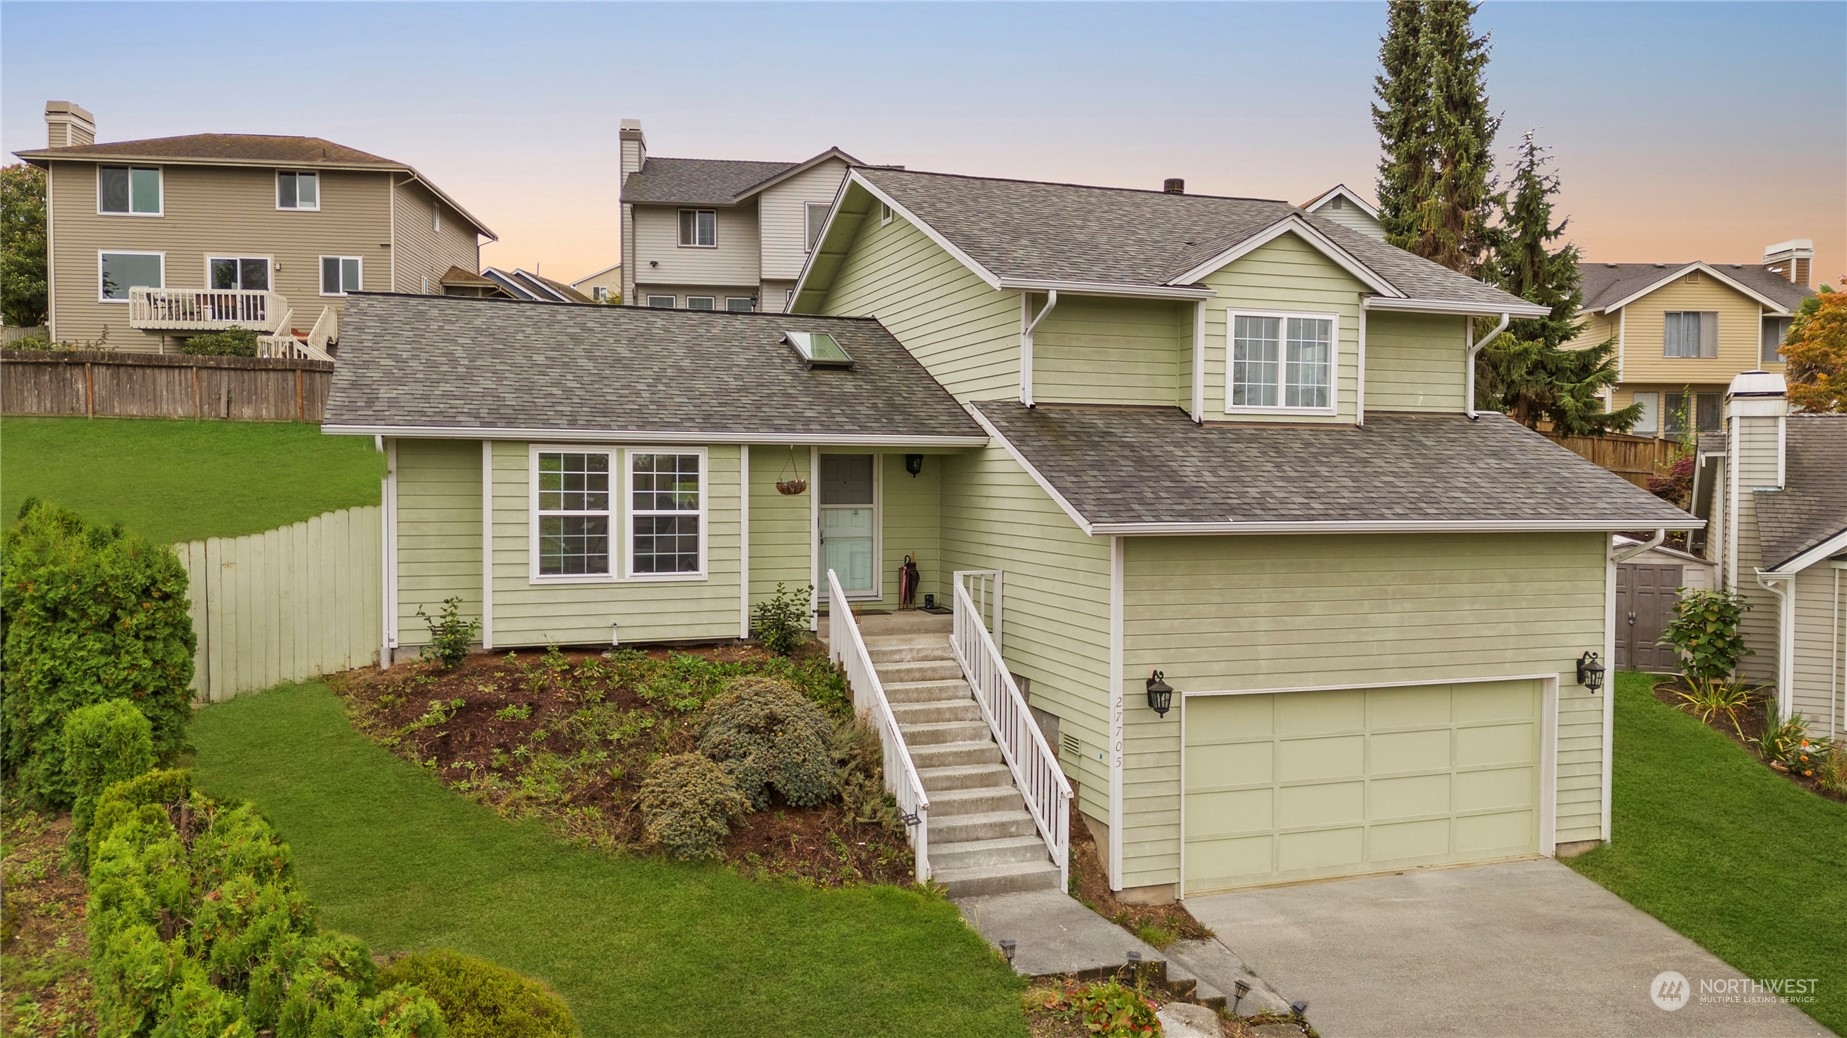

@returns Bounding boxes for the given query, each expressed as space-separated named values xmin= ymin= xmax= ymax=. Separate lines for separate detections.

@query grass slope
xmin=189 ymin=682 xmax=1025 ymax=1038
xmin=1567 ymin=672 xmax=1846 ymax=1034
xmin=1 ymin=417 xmax=381 ymax=543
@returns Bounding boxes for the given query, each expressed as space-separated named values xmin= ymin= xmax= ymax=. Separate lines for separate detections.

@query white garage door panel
xmin=1183 ymin=680 xmax=1543 ymax=895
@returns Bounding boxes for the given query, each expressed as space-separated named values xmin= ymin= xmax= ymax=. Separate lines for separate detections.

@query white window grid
xmin=1226 ymin=309 xmax=1338 ymax=414
xmin=628 ymin=451 xmax=705 ymax=579
xmin=531 ymin=449 xmax=616 ymax=581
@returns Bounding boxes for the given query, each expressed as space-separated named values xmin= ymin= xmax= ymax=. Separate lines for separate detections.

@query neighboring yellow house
xmin=570 ymin=262 xmax=622 ymax=303
xmin=15 ymin=101 xmax=496 ymax=356
xmin=1568 ymin=244 xmax=1813 ymax=439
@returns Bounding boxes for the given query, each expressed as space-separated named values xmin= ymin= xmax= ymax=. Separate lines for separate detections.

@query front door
xmin=1617 ymin=563 xmax=1682 ymax=672
xmin=820 ymin=454 xmax=877 ymax=598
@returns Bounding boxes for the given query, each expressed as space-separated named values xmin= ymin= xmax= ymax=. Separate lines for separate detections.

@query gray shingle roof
xmin=857 ymin=168 xmax=1534 ymax=311
xmin=621 ymin=157 xmax=799 ymax=205
xmin=17 ymin=132 xmax=399 ymax=167
xmin=325 ymin=294 xmax=983 ymax=442
xmin=1755 ymin=415 xmax=1847 ymax=569
xmin=1579 ymin=262 xmax=1812 ymax=313
xmin=972 ymin=401 xmax=1698 ymax=530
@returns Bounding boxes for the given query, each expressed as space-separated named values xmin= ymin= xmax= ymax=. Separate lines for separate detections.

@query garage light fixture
xmin=1576 ymin=651 xmax=1606 ymax=693
xmin=1145 ymin=671 xmax=1175 ymax=717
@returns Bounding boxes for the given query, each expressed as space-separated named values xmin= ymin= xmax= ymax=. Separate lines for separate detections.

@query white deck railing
xmin=129 ymin=287 xmax=286 ymax=332
xmin=950 ymin=569 xmax=1070 ymax=888
xmin=826 ymin=569 xmax=931 ymax=883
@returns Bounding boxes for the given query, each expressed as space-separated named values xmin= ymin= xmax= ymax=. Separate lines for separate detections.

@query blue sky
xmin=4 ymin=2 xmax=1842 ymax=282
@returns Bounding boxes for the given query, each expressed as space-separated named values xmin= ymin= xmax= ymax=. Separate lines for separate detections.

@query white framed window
xmin=592 ymin=286 xmax=611 ymax=302
xmin=1226 ymin=310 xmax=1337 ymax=413
xmin=98 ymin=166 xmax=161 ymax=216
xmin=628 ymin=450 xmax=705 ymax=579
xmin=421 ymin=274 xmax=431 ymax=294
xmin=98 ymin=251 xmax=163 ymax=302
xmin=646 ymin=294 xmax=676 ymax=308
xmin=320 ymin=256 xmax=363 ymax=296
xmin=678 ymin=209 xmax=717 ymax=248
xmin=531 ymin=448 xmax=615 ymax=581
xmin=206 ymin=256 xmax=270 ymax=292
xmin=685 ymin=296 xmax=716 ymax=311
xmin=880 ymin=202 xmax=894 ymax=226
xmin=276 ymin=171 xmax=320 ymax=211
xmin=805 ymin=202 xmax=830 ymax=250
xmin=1761 ymin=316 xmax=1792 ymax=365
xmin=1631 ymin=391 xmax=1659 ymax=435
xmin=1663 ymin=311 xmax=1717 ymax=358
xmin=725 ymin=296 xmax=754 ymax=312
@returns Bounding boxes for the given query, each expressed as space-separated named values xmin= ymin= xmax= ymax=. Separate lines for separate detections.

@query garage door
xmin=1183 ymin=680 xmax=1543 ymax=895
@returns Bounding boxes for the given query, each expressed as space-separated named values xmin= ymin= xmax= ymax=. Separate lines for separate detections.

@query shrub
xmin=417 ymin=596 xmax=482 ymax=668
xmin=63 ymin=698 xmax=155 ymax=851
xmin=1647 ymin=453 xmax=1696 ymax=508
xmin=751 ymin=582 xmax=811 ymax=657
xmin=1 ymin=500 xmax=196 ymax=808
xmin=379 ymin=950 xmax=579 ymax=1038
xmin=1660 ymin=588 xmax=1751 ymax=691
xmin=833 ymin=719 xmax=901 ymax=832
xmin=1076 ymin=979 xmax=1161 ymax=1037
xmin=1817 ymin=744 xmax=1847 ymax=798
xmin=697 ymin=678 xmax=838 ymax=809
xmin=1668 ymin=680 xmax=1754 ymax=741
xmin=181 ymin=326 xmax=259 ymax=357
xmin=636 ymin=753 xmax=749 ymax=860
xmin=1758 ymin=702 xmax=1832 ymax=779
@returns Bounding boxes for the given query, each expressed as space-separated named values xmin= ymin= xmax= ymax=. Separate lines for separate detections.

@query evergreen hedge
xmin=62 ymin=698 xmax=155 ymax=853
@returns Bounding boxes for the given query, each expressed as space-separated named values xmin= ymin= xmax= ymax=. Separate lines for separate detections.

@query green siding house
xmin=328 ymin=169 xmax=1696 ymax=902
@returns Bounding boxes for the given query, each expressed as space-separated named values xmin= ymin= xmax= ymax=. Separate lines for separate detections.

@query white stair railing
xmin=257 ymin=309 xmax=297 ymax=358
xmin=827 ymin=569 xmax=931 ymax=883
xmin=950 ymin=569 xmax=1070 ymax=888
xmin=304 ymin=306 xmax=338 ymax=359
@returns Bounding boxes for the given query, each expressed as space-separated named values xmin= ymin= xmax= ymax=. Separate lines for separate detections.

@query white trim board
xmin=1362 ymin=295 xmax=1549 ymax=318
xmin=1169 ymin=216 xmax=1400 ymax=296
xmin=323 ymin=425 xmax=987 ymax=448
xmin=1596 ymin=262 xmax=1794 ymax=316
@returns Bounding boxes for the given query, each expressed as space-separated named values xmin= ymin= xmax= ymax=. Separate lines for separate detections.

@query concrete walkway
xmin=1185 ymin=858 xmax=1833 ymax=1038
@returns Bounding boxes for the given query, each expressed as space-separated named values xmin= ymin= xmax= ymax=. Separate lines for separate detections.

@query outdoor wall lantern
xmin=1576 ymin=651 xmax=1606 ymax=693
xmin=905 ymin=454 xmax=925 ymax=477
xmin=1145 ymin=670 xmax=1175 ymax=717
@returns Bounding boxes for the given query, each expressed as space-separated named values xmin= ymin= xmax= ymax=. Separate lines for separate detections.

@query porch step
xmin=883 ymin=679 xmax=972 ymax=704
xmin=934 ymin=859 xmax=1062 ymax=898
xmin=875 ymin=659 xmax=965 ymax=684
xmin=917 ymin=762 xmax=1013 ymax=792
xmin=909 ymin=740 xmax=1004 ymax=770
xmin=867 ymin=640 xmax=955 ymax=666
xmin=929 ymin=834 xmax=1053 ymax=871
xmin=891 ymin=699 xmax=983 ymax=726
xmin=930 ymin=809 xmax=1039 ymax=843
xmin=900 ymin=720 xmax=993 ymax=746
xmin=928 ymin=785 xmax=1026 ymax=817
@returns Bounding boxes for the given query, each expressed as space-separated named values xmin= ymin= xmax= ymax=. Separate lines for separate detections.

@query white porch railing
xmin=129 ymin=288 xmax=287 ymax=332
xmin=950 ymin=569 xmax=1070 ymax=888
xmin=826 ymin=569 xmax=931 ymax=883
xmin=259 ymin=306 xmax=336 ymax=362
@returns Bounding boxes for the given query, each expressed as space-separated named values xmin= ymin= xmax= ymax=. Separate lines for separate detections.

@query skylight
xmin=785 ymin=330 xmax=853 ymax=369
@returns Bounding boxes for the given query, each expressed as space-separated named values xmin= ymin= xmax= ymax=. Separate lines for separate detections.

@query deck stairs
xmin=257 ymin=306 xmax=336 ymax=362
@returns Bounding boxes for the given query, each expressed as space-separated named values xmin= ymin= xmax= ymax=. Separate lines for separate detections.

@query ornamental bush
xmin=636 ymin=753 xmax=750 ymax=860
xmin=181 ymin=326 xmax=259 ymax=357
xmin=379 ymin=950 xmax=580 ymax=1038
xmin=62 ymin=698 xmax=155 ymax=852
xmin=697 ymin=678 xmax=838 ymax=809
xmin=1659 ymin=588 xmax=1751 ymax=689
xmin=1 ymin=500 xmax=196 ymax=808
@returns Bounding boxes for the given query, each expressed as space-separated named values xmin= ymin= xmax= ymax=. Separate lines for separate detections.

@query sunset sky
xmin=5 ymin=2 xmax=1842 ymax=287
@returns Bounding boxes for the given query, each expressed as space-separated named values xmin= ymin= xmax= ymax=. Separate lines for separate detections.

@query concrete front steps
xmin=860 ymin=623 xmax=1062 ymax=898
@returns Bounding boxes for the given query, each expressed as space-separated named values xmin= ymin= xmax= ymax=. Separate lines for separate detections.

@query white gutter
xmin=1467 ymin=312 xmax=1513 ymax=420
xmin=1088 ymin=518 xmax=1704 ymax=537
xmin=322 ymin=425 xmax=989 ymax=447
xmin=1364 ymin=296 xmax=1549 ymax=317
xmin=1754 ymin=568 xmax=1795 ymax=715
xmin=996 ymin=277 xmax=1211 ymax=301
xmin=1020 ymin=289 xmax=1058 ymax=408
xmin=1612 ymin=528 xmax=1667 ymax=564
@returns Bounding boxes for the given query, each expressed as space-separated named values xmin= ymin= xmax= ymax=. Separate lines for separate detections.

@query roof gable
xmin=621 ymin=147 xmax=861 ymax=207
xmin=1581 ymin=262 xmax=1810 ymax=314
xmin=1301 ymin=183 xmax=1381 ymax=220
xmin=1756 ymin=414 xmax=1847 ymax=570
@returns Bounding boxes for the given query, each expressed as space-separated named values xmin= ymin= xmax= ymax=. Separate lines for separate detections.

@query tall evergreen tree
xmin=1477 ymin=131 xmax=1639 ymax=435
xmin=1372 ymin=0 xmax=1431 ymax=250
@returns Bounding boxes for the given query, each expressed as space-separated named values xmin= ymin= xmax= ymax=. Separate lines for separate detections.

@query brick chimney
xmin=44 ymin=100 xmax=95 ymax=148
xmin=1163 ymin=178 xmax=1185 ymax=194
xmin=620 ymin=119 xmax=647 ymax=179
xmin=1762 ymin=240 xmax=1813 ymax=287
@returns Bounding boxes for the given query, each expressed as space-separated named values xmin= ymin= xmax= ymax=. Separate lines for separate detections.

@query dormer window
xmin=786 ymin=330 xmax=852 ymax=369
xmin=277 ymin=171 xmax=320 ymax=210
xmin=1227 ymin=310 xmax=1336 ymax=413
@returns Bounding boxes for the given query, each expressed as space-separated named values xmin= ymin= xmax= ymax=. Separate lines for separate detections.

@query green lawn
xmin=188 ymin=681 xmax=1025 ymax=1038
xmin=1 ymin=417 xmax=382 ymax=543
xmin=1567 ymin=672 xmax=1846 ymax=1034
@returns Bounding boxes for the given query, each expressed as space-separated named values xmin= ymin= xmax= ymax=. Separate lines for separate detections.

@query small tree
xmin=1 ymin=163 xmax=49 ymax=327
xmin=1783 ymin=284 xmax=1845 ymax=414
xmin=1660 ymin=589 xmax=1751 ymax=690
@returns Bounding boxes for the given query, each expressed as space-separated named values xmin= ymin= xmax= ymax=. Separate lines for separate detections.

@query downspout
xmin=1466 ymin=312 xmax=1512 ymax=421
xmin=1020 ymin=290 xmax=1058 ymax=408
xmin=1754 ymin=569 xmax=1793 ymax=715
xmin=1612 ymin=528 xmax=1667 ymax=564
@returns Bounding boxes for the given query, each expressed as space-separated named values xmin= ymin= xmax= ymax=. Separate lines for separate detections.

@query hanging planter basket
xmin=775 ymin=478 xmax=808 ymax=496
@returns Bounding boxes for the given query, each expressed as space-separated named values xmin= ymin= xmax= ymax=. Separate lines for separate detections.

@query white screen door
xmin=820 ymin=454 xmax=877 ymax=598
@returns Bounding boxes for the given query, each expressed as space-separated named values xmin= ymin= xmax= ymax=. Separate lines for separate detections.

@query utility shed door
xmin=1182 ymin=681 xmax=1542 ymax=895
xmin=1616 ymin=563 xmax=1682 ymax=672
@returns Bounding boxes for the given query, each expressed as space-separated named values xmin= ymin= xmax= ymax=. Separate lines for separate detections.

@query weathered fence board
xmin=2 ymin=350 xmax=331 ymax=422
xmin=174 ymin=506 xmax=381 ymax=703
xmin=1545 ymin=432 xmax=1682 ymax=488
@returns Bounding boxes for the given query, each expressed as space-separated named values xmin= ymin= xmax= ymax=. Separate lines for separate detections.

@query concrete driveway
xmin=1185 ymin=858 xmax=1833 ymax=1038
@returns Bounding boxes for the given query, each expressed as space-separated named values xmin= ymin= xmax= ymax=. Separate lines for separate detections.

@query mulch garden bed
xmin=333 ymin=644 xmax=916 ymax=886
xmin=1 ymin=807 xmax=96 ymax=1037
xmin=1651 ymin=678 xmax=1846 ymax=803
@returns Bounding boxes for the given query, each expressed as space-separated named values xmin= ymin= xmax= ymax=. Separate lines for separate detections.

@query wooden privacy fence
xmin=173 ymin=506 xmax=381 ymax=703
xmin=1545 ymin=432 xmax=1682 ymax=488
xmin=2 ymin=350 xmax=333 ymax=422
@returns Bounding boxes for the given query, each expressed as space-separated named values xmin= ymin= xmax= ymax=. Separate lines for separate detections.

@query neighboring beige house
xmin=1566 ymin=244 xmax=1813 ymax=439
xmin=1300 ymin=184 xmax=1384 ymax=240
xmin=618 ymin=119 xmax=859 ymax=313
xmin=571 ymin=262 xmax=622 ymax=303
xmin=1691 ymin=372 xmax=1846 ymax=738
xmin=15 ymin=101 xmax=495 ymax=356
